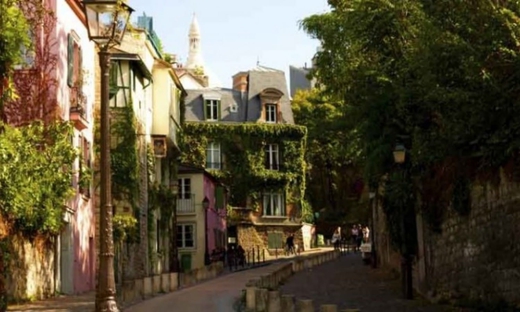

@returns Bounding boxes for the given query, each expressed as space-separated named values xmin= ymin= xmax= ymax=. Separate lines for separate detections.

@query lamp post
xmin=82 ymin=1 xmax=133 ymax=311
xmin=202 ymin=196 xmax=210 ymax=266
xmin=313 ymin=212 xmax=320 ymax=248
xmin=369 ymin=191 xmax=377 ymax=268
xmin=170 ymin=182 xmax=180 ymax=272
xmin=393 ymin=143 xmax=413 ymax=300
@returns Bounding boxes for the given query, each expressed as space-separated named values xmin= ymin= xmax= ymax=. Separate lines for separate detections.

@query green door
xmin=180 ymin=254 xmax=192 ymax=271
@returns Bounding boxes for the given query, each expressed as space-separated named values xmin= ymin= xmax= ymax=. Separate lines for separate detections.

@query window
xmin=177 ymin=224 xmax=195 ymax=248
xmin=206 ymin=142 xmax=221 ymax=169
xmin=178 ymin=178 xmax=191 ymax=199
xmin=265 ymin=104 xmax=277 ymax=123
xmin=264 ymin=144 xmax=279 ymax=170
xmin=67 ymin=32 xmax=82 ymax=88
xmin=263 ymin=193 xmax=285 ymax=216
xmin=230 ymin=104 xmax=238 ymax=113
xmin=205 ymin=99 xmax=220 ymax=121
xmin=267 ymin=232 xmax=283 ymax=249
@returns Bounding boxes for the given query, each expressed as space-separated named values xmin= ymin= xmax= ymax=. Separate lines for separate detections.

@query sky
xmin=128 ymin=0 xmax=330 ymax=88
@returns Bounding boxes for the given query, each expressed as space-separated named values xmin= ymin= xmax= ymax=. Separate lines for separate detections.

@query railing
xmin=177 ymin=194 xmax=195 ymax=214
xmin=205 ymin=162 xmax=221 ymax=170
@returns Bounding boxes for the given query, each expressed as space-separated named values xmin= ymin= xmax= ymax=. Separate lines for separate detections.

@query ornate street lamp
xmin=82 ymin=1 xmax=133 ymax=311
xmin=202 ymin=196 xmax=210 ymax=266
xmin=392 ymin=143 xmax=413 ymax=299
xmin=393 ymin=143 xmax=406 ymax=164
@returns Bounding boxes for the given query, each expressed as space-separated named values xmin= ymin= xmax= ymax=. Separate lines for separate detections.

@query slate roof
xmin=183 ymin=65 xmax=295 ymax=124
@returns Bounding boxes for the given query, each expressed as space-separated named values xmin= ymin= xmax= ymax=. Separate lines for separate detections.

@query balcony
xmin=177 ymin=193 xmax=195 ymax=214
xmin=69 ymin=86 xmax=88 ymax=130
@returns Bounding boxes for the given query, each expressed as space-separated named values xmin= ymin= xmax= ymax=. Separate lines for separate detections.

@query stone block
xmin=143 ymin=277 xmax=152 ymax=298
xmin=267 ymin=290 xmax=281 ymax=312
xmin=256 ymin=288 xmax=268 ymax=312
xmin=320 ymin=304 xmax=338 ymax=312
xmin=297 ymin=299 xmax=315 ymax=312
xmin=134 ymin=278 xmax=144 ymax=300
xmin=281 ymin=294 xmax=295 ymax=312
xmin=169 ymin=272 xmax=178 ymax=291
xmin=246 ymin=286 xmax=257 ymax=311
xmin=161 ymin=273 xmax=170 ymax=293
xmin=152 ymin=275 xmax=161 ymax=294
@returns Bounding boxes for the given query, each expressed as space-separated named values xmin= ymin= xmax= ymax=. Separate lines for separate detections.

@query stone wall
xmin=423 ymin=173 xmax=520 ymax=305
xmin=6 ymin=234 xmax=56 ymax=301
xmin=375 ymin=170 xmax=520 ymax=307
xmin=237 ymin=224 xmax=303 ymax=255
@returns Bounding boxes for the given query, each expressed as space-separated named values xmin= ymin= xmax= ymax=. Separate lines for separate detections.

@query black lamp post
xmin=169 ymin=182 xmax=180 ymax=272
xmin=313 ymin=211 xmax=320 ymax=248
xmin=369 ymin=191 xmax=377 ymax=268
xmin=202 ymin=196 xmax=210 ymax=266
xmin=82 ymin=1 xmax=133 ymax=311
xmin=393 ymin=143 xmax=413 ymax=300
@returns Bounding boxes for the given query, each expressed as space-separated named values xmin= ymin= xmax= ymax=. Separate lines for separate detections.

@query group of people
xmin=331 ymin=224 xmax=370 ymax=251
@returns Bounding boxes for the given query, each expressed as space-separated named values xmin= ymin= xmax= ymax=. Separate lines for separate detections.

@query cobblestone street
xmin=280 ymin=254 xmax=458 ymax=312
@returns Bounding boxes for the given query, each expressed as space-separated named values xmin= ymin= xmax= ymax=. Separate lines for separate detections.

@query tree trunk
xmin=0 ymin=239 xmax=7 ymax=312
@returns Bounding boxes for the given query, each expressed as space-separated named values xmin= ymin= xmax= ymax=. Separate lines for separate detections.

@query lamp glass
xmin=393 ymin=144 xmax=406 ymax=164
xmin=369 ymin=192 xmax=376 ymax=199
xmin=202 ymin=197 xmax=210 ymax=209
xmin=83 ymin=0 xmax=133 ymax=46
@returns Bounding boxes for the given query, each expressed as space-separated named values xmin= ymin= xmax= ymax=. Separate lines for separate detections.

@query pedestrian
xmin=285 ymin=233 xmax=295 ymax=255
xmin=356 ymin=224 xmax=363 ymax=250
xmin=362 ymin=225 xmax=370 ymax=243
xmin=351 ymin=225 xmax=359 ymax=252
xmin=331 ymin=229 xmax=341 ymax=250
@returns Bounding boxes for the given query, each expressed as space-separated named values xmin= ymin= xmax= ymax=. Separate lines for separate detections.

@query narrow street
xmin=280 ymin=254 xmax=457 ymax=312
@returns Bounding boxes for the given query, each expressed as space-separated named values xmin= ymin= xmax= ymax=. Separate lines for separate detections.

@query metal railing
xmin=177 ymin=193 xmax=195 ymax=214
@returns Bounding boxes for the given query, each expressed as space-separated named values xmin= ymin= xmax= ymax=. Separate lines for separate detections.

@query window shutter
xmin=217 ymin=100 xmax=222 ymax=121
xmin=203 ymin=100 xmax=207 ymax=120
xmin=67 ymin=34 xmax=74 ymax=87
xmin=278 ymin=144 xmax=283 ymax=170
xmin=215 ymin=186 xmax=224 ymax=210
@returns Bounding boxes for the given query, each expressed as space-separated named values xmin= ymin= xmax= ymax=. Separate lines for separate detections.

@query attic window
xmin=230 ymin=104 xmax=238 ymax=113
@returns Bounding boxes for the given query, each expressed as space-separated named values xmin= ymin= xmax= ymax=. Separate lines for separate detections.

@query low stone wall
xmin=244 ymin=250 xmax=347 ymax=312
xmin=117 ymin=261 xmax=224 ymax=306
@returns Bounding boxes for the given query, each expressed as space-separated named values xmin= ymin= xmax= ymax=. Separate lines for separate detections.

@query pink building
xmin=177 ymin=165 xmax=227 ymax=270
xmin=53 ymin=0 xmax=96 ymax=294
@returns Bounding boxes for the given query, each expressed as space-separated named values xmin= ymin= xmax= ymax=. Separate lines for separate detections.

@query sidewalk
xmin=280 ymin=253 xmax=458 ymax=312
xmin=7 ymin=248 xmax=332 ymax=312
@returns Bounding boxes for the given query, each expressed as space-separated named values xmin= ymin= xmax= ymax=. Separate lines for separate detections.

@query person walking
xmin=332 ymin=229 xmax=341 ymax=250
xmin=285 ymin=233 xmax=295 ymax=255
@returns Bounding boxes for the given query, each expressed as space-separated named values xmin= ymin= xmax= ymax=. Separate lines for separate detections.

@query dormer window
xmin=266 ymin=104 xmax=277 ymax=123
xmin=204 ymin=99 xmax=220 ymax=121
xmin=230 ymin=104 xmax=238 ymax=113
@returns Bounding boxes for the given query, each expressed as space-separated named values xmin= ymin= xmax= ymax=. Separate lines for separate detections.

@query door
xmin=60 ymin=222 xmax=74 ymax=294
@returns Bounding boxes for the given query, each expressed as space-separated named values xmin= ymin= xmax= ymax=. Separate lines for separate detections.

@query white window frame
xmin=265 ymin=144 xmax=279 ymax=170
xmin=178 ymin=178 xmax=191 ymax=199
xmin=205 ymin=99 xmax=219 ymax=121
xmin=265 ymin=104 xmax=277 ymax=123
xmin=177 ymin=224 xmax=196 ymax=249
xmin=206 ymin=142 xmax=221 ymax=169
xmin=263 ymin=192 xmax=285 ymax=217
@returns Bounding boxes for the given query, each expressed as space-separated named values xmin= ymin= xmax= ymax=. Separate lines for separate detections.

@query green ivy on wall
xmin=179 ymin=122 xmax=308 ymax=215
xmin=0 ymin=121 xmax=76 ymax=237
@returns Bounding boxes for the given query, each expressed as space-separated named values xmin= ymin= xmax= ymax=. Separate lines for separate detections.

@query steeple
xmin=186 ymin=13 xmax=204 ymax=69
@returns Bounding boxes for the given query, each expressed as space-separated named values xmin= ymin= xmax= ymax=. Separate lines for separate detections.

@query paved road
xmin=280 ymin=253 xmax=458 ymax=312
xmin=124 ymin=262 xmax=288 ymax=312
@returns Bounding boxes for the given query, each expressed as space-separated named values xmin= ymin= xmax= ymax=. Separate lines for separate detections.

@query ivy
xmin=0 ymin=121 xmax=76 ymax=237
xmin=113 ymin=214 xmax=138 ymax=243
xmin=180 ymin=122 xmax=307 ymax=213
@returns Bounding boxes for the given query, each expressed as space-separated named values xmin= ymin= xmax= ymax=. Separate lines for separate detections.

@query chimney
xmin=232 ymin=72 xmax=248 ymax=92
xmin=202 ymin=75 xmax=209 ymax=87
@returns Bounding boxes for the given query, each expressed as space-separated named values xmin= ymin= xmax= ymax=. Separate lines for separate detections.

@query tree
xmin=291 ymin=88 xmax=367 ymax=223
xmin=301 ymin=0 xmax=520 ymax=238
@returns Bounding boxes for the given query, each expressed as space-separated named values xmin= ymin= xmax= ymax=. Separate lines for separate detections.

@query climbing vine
xmin=180 ymin=122 xmax=308 ymax=216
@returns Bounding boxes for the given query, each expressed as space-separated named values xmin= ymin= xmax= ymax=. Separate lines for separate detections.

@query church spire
xmin=186 ymin=13 xmax=204 ymax=69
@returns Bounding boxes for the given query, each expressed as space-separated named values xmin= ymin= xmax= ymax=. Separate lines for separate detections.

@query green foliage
xmin=0 ymin=121 xmax=76 ymax=236
xmin=180 ymin=122 xmax=307 ymax=210
xmin=301 ymin=0 xmax=520 ymax=236
xmin=113 ymin=214 xmax=138 ymax=243
xmin=148 ymin=183 xmax=176 ymax=233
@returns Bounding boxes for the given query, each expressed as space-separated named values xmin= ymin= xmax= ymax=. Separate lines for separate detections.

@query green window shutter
xmin=217 ymin=100 xmax=222 ymax=121
xmin=67 ymin=34 xmax=74 ymax=87
xmin=203 ymin=100 xmax=208 ymax=120
xmin=215 ymin=186 xmax=224 ymax=210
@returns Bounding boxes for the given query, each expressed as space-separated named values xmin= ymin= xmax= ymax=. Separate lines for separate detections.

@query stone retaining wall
xmin=117 ymin=261 xmax=224 ymax=306
xmin=243 ymin=250 xmax=352 ymax=312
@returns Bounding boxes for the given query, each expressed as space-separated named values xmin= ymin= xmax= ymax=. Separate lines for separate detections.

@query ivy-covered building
xmin=179 ymin=64 xmax=307 ymax=253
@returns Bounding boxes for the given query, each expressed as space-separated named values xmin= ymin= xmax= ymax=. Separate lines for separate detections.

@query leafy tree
xmin=292 ymin=88 xmax=367 ymax=224
xmin=301 ymin=0 xmax=520 ymax=240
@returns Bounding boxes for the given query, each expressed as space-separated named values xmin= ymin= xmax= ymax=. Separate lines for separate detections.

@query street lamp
xmin=369 ymin=191 xmax=377 ymax=268
xmin=202 ymin=196 xmax=210 ymax=266
xmin=82 ymin=1 xmax=133 ymax=311
xmin=393 ymin=143 xmax=413 ymax=300
xmin=170 ymin=182 xmax=180 ymax=272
